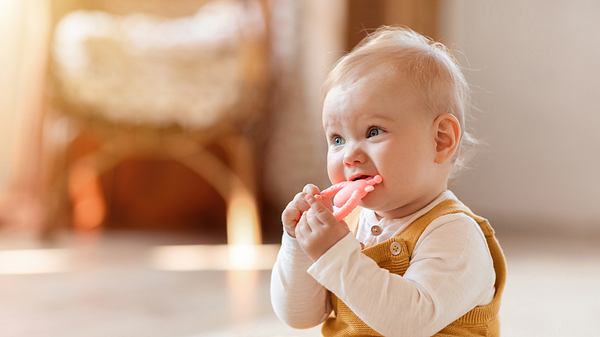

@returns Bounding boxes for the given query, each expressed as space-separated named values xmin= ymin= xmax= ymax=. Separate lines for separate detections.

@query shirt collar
xmin=358 ymin=190 xmax=458 ymax=241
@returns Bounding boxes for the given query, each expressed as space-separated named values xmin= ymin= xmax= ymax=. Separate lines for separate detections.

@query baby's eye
xmin=367 ymin=126 xmax=383 ymax=138
xmin=331 ymin=135 xmax=345 ymax=146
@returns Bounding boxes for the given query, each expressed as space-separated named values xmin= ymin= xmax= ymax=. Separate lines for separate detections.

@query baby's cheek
xmin=326 ymin=158 xmax=345 ymax=184
xmin=327 ymin=167 xmax=343 ymax=184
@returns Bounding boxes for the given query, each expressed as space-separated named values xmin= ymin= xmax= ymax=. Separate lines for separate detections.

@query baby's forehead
xmin=322 ymin=69 xmax=426 ymax=125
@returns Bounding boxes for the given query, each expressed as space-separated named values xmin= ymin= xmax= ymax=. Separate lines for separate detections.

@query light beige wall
xmin=0 ymin=0 xmax=49 ymax=196
xmin=0 ymin=0 xmax=26 ymax=193
xmin=440 ymin=0 xmax=600 ymax=232
xmin=263 ymin=0 xmax=346 ymax=207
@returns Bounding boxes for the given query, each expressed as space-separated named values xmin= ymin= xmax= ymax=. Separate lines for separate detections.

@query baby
xmin=271 ymin=27 xmax=506 ymax=337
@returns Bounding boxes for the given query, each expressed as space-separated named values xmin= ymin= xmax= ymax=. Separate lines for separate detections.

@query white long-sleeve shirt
xmin=270 ymin=190 xmax=496 ymax=337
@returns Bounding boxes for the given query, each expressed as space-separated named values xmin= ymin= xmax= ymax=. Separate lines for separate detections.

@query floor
xmin=0 ymin=229 xmax=599 ymax=337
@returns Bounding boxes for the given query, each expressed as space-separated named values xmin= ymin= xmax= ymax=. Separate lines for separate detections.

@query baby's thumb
xmin=302 ymin=183 xmax=320 ymax=196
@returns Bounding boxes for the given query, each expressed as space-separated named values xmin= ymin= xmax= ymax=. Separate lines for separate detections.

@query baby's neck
xmin=375 ymin=187 xmax=447 ymax=220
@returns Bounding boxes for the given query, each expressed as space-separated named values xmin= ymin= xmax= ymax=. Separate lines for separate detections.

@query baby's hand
xmin=281 ymin=184 xmax=320 ymax=238
xmin=296 ymin=194 xmax=350 ymax=261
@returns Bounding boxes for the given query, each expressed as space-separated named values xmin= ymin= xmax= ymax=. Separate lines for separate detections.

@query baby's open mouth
xmin=350 ymin=175 xmax=372 ymax=181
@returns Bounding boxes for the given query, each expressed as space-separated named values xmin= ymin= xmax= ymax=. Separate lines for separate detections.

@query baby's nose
xmin=343 ymin=145 xmax=366 ymax=167
xmin=344 ymin=157 xmax=363 ymax=167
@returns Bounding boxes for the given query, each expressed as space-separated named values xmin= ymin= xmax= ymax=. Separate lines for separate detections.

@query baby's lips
xmin=362 ymin=174 xmax=383 ymax=185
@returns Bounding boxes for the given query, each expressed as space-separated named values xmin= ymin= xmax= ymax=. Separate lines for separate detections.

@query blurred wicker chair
xmin=43 ymin=0 xmax=270 ymax=244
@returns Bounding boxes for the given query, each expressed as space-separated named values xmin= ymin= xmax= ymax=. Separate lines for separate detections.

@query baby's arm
xmin=306 ymin=214 xmax=495 ymax=337
xmin=270 ymin=233 xmax=332 ymax=328
xmin=271 ymin=184 xmax=332 ymax=328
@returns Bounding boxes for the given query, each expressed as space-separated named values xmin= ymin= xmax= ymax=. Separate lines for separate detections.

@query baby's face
xmin=322 ymin=68 xmax=441 ymax=218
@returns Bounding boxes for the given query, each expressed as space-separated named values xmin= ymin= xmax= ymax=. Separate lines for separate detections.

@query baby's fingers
xmin=286 ymin=191 xmax=310 ymax=214
xmin=305 ymin=194 xmax=338 ymax=226
xmin=296 ymin=212 xmax=313 ymax=234
xmin=281 ymin=207 xmax=301 ymax=224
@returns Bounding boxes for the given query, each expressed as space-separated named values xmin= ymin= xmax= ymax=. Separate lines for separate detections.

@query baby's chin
xmin=359 ymin=188 xmax=402 ymax=214
xmin=358 ymin=190 xmax=384 ymax=209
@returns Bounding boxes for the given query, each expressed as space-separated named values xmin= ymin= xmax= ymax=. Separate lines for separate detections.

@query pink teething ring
xmin=318 ymin=175 xmax=383 ymax=221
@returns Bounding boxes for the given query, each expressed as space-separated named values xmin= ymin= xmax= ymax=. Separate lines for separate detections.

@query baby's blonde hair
xmin=323 ymin=26 xmax=477 ymax=176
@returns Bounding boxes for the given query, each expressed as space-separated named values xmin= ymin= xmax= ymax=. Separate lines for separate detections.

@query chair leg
xmin=175 ymin=135 xmax=262 ymax=246
xmin=40 ymin=117 xmax=75 ymax=240
xmin=222 ymin=134 xmax=262 ymax=245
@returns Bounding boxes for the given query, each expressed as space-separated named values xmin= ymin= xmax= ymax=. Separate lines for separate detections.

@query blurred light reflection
xmin=0 ymin=248 xmax=70 ymax=275
xmin=150 ymin=244 xmax=279 ymax=271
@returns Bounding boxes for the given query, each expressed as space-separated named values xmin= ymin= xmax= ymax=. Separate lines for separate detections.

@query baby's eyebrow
xmin=367 ymin=113 xmax=396 ymax=122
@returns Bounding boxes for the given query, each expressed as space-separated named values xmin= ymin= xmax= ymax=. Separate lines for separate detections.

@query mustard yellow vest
xmin=322 ymin=199 xmax=507 ymax=337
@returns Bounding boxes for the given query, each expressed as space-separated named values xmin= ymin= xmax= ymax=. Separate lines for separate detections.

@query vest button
xmin=390 ymin=241 xmax=402 ymax=256
xmin=370 ymin=225 xmax=382 ymax=236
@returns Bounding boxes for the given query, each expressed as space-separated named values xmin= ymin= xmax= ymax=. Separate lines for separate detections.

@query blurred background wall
xmin=440 ymin=0 xmax=600 ymax=234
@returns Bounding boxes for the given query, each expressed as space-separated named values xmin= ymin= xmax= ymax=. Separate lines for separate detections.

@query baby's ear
xmin=433 ymin=113 xmax=461 ymax=164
